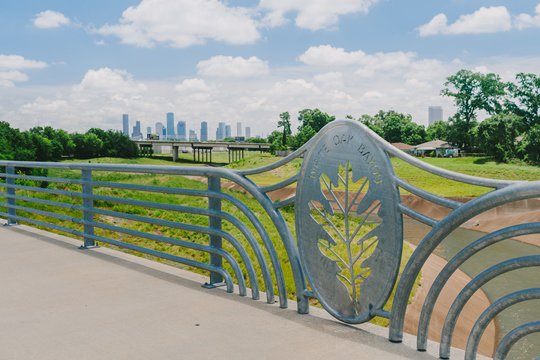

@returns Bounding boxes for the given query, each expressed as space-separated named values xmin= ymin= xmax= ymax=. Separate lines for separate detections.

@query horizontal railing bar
xmin=0 ymin=173 xmax=85 ymax=185
xmin=0 ymin=212 xmax=235 ymax=293
xmin=0 ymin=193 xmax=79 ymax=211
xmin=274 ymin=197 xmax=295 ymax=209
xmin=395 ymin=177 xmax=461 ymax=210
xmin=0 ymin=180 xmax=284 ymax=307
xmin=88 ymin=219 xmax=247 ymax=297
xmin=0 ymin=182 xmax=82 ymax=198
xmin=81 ymin=232 xmax=235 ymax=294
xmin=86 ymin=206 xmax=260 ymax=297
xmin=398 ymin=204 xmax=437 ymax=227
xmin=0 ymin=211 xmax=81 ymax=237
xmin=260 ymin=174 xmax=298 ymax=193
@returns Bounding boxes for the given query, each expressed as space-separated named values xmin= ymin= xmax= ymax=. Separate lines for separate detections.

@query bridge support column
xmin=172 ymin=146 xmax=179 ymax=162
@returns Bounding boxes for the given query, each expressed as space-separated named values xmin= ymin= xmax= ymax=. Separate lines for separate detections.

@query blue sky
xmin=2 ymin=0 xmax=540 ymax=138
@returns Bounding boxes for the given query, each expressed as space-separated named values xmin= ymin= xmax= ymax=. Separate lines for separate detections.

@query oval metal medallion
xmin=296 ymin=121 xmax=403 ymax=324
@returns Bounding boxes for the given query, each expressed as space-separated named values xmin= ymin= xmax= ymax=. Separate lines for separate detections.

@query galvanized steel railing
xmin=1 ymin=120 xmax=539 ymax=360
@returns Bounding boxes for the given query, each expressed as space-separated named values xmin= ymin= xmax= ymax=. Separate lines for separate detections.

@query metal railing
xmin=1 ymin=119 xmax=538 ymax=360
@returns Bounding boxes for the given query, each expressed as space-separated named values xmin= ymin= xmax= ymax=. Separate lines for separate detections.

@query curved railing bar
xmin=389 ymin=181 xmax=540 ymax=343
xmin=465 ymin=288 xmax=540 ymax=360
xmin=439 ymin=255 xmax=540 ymax=359
xmin=57 ymin=203 xmax=260 ymax=300
xmin=0 ymin=162 xmax=306 ymax=300
xmin=398 ymin=204 xmax=437 ymax=227
xmin=0 ymin=211 xmax=235 ymax=292
xmin=395 ymin=177 xmax=462 ymax=210
xmin=234 ymin=144 xmax=310 ymax=176
xmin=493 ymin=321 xmax=540 ymax=360
xmin=80 ymin=191 xmax=274 ymax=302
xmin=417 ymin=222 xmax=540 ymax=350
xmin=259 ymin=174 xmax=298 ymax=193
xmin=0 ymin=194 xmax=247 ymax=294
xmin=231 ymin=174 xmax=308 ymax=313
xmin=273 ymin=197 xmax=295 ymax=209
xmin=0 ymin=169 xmax=289 ymax=308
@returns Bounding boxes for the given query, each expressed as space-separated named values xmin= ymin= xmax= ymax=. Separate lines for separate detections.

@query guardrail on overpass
xmin=1 ymin=120 xmax=539 ymax=360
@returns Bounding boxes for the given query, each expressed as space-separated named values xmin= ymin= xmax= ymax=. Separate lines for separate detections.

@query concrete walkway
xmin=0 ymin=224 xmax=469 ymax=360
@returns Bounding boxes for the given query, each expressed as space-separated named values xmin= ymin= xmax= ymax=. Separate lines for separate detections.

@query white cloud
xmin=259 ymin=0 xmax=378 ymax=30
xmin=0 ymin=54 xmax=48 ymax=70
xmin=0 ymin=55 xmax=47 ymax=87
xmin=418 ymin=6 xmax=512 ymax=36
xmin=75 ymin=68 xmax=146 ymax=94
xmin=33 ymin=10 xmax=71 ymax=29
xmin=175 ymin=78 xmax=210 ymax=93
xmin=97 ymin=0 xmax=260 ymax=48
xmin=515 ymin=4 xmax=540 ymax=29
xmin=299 ymin=45 xmax=365 ymax=66
xmin=299 ymin=45 xmax=416 ymax=78
xmin=197 ymin=56 xmax=269 ymax=77
xmin=0 ymin=70 xmax=28 ymax=87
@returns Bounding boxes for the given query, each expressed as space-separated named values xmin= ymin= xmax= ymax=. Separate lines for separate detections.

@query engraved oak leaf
xmin=309 ymin=161 xmax=382 ymax=308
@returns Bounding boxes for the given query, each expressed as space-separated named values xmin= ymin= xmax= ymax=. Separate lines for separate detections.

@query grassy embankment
xmin=2 ymin=153 xmax=537 ymax=325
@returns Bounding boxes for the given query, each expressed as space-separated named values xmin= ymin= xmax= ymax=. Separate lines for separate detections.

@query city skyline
xmin=122 ymin=113 xmax=257 ymax=141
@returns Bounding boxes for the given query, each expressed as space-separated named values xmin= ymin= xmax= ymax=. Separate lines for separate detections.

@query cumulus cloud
xmin=0 ymin=54 xmax=48 ymax=70
xmin=515 ymin=4 xmax=540 ymax=29
xmin=97 ymin=0 xmax=260 ymax=48
xmin=298 ymin=45 xmax=416 ymax=77
xmin=259 ymin=0 xmax=378 ymax=30
xmin=0 ymin=54 xmax=47 ymax=87
xmin=197 ymin=56 xmax=269 ymax=77
xmin=33 ymin=10 xmax=71 ymax=29
xmin=418 ymin=6 xmax=512 ymax=36
xmin=75 ymin=68 xmax=146 ymax=94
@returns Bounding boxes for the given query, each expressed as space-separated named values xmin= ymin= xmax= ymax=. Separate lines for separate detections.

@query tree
xmin=426 ymin=120 xmax=449 ymax=141
xmin=71 ymin=133 xmax=103 ymax=159
xmin=445 ymin=114 xmax=478 ymax=151
xmin=359 ymin=111 xmax=425 ymax=145
xmin=290 ymin=109 xmax=335 ymax=149
xmin=476 ymin=113 xmax=523 ymax=162
xmin=520 ymin=124 xmax=540 ymax=164
xmin=277 ymin=111 xmax=292 ymax=147
xmin=506 ymin=73 xmax=540 ymax=128
xmin=442 ymin=69 xmax=506 ymax=150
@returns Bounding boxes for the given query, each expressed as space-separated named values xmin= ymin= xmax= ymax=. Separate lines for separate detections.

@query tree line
xmin=0 ymin=122 xmax=139 ymax=162
xmin=269 ymin=69 xmax=540 ymax=164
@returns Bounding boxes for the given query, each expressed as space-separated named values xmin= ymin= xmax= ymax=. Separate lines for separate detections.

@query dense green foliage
xmin=269 ymin=69 xmax=540 ymax=165
xmin=359 ymin=110 xmax=426 ymax=145
xmin=0 ymin=123 xmax=138 ymax=161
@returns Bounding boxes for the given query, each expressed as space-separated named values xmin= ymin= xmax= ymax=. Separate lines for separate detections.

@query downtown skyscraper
xmin=177 ymin=121 xmax=186 ymax=140
xmin=166 ymin=112 xmax=175 ymax=139
xmin=200 ymin=121 xmax=208 ymax=142
xmin=122 ymin=114 xmax=129 ymax=136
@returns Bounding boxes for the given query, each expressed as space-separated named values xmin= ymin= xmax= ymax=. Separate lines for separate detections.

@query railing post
xmin=6 ymin=166 xmax=17 ymax=225
xmin=81 ymin=169 xmax=95 ymax=248
xmin=205 ymin=175 xmax=224 ymax=287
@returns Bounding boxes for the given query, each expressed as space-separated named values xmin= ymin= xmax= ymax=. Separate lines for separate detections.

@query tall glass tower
xmin=166 ymin=112 xmax=175 ymax=139
xmin=200 ymin=121 xmax=208 ymax=142
xmin=177 ymin=121 xmax=186 ymax=140
xmin=122 ymin=114 xmax=129 ymax=136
